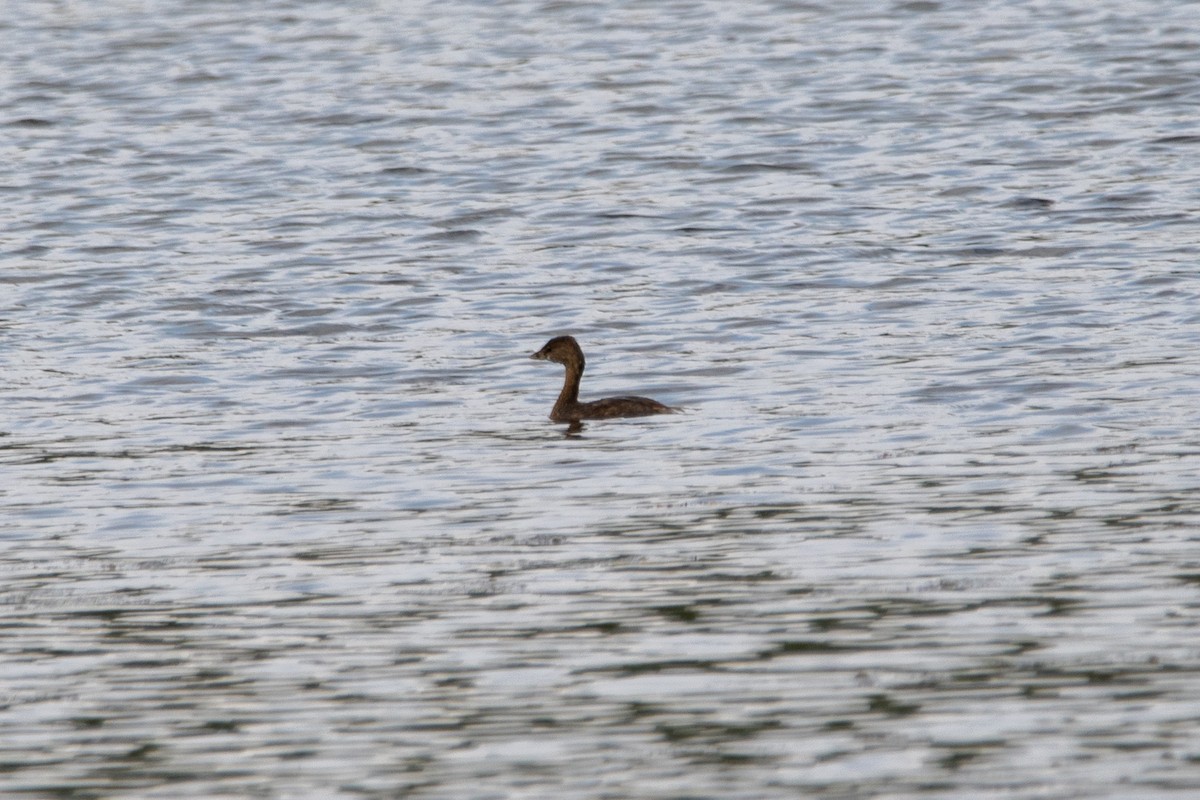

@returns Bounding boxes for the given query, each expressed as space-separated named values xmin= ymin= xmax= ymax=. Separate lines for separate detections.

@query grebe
xmin=530 ymin=335 xmax=677 ymax=422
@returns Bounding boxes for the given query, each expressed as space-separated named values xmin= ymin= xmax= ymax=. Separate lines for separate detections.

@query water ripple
xmin=3 ymin=0 xmax=1200 ymax=797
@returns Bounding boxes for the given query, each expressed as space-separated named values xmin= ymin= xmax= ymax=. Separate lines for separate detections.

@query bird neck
xmin=554 ymin=360 xmax=583 ymax=411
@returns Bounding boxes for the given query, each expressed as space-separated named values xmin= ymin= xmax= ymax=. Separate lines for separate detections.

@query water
xmin=3 ymin=0 xmax=1200 ymax=796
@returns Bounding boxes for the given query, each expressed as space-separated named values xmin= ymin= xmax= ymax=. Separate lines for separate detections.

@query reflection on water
xmin=4 ymin=0 xmax=1200 ymax=797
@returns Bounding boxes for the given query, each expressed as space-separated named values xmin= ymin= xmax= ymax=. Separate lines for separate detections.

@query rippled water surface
xmin=4 ymin=0 xmax=1200 ymax=797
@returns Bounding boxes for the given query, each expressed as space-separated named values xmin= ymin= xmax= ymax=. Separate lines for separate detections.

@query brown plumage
xmin=530 ymin=335 xmax=677 ymax=423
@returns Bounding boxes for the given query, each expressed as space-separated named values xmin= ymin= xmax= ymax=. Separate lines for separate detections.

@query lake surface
xmin=3 ymin=0 xmax=1200 ymax=797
